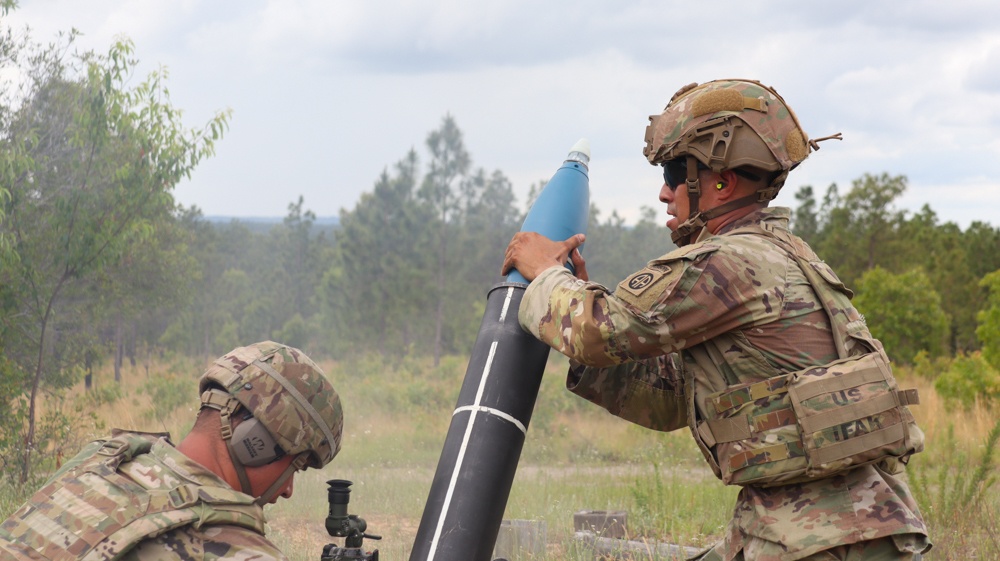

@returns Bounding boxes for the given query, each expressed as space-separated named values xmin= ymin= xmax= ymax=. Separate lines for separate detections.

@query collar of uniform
xmin=148 ymin=438 xmax=239 ymax=491
xmin=713 ymin=206 xmax=791 ymax=237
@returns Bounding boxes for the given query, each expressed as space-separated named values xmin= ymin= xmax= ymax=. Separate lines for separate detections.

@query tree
xmin=322 ymin=150 xmax=431 ymax=355
xmin=278 ymin=196 xmax=321 ymax=320
xmin=791 ymin=185 xmax=819 ymax=243
xmin=853 ymin=267 xmax=950 ymax=364
xmin=89 ymin=206 xmax=199 ymax=382
xmin=418 ymin=115 xmax=470 ymax=365
xmin=794 ymin=172 xmax=1000 ymax=356
xmin=459 ymin=168 xmax=520 ymax=288
xmin=815 ymin=173 xmax=908 ymax=286
xmin=965 ymin=222 xmax=1000 ymax=281
xmin=156 ymin=208 xmax=254 ymax=357
xmin=977 ymin=270 xmax=1000 ymax=372
xmin=320 ymin=117 xmax=524 ymax=360
xmin=578 ymin=205 xmax=674 ymax=288
xmin=896 ymin=207 xmax=980 ymax=353
xmin=966 ymin=223 xmax=1000 ymax=350
xmin=0 ymin=36 xmax=228 ymax=482
xmin=450 ymin=167 xmax=521 ymax=351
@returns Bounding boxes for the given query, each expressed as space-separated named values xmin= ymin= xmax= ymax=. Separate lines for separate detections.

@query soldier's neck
xmin=177 ymin=431 xmax=242 ymax=491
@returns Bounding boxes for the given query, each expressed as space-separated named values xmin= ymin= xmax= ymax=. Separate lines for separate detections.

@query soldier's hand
xmin=570 ymin=247 xmax=589 ymax=281
xmin=501 ymin=232 xmax=586 ymax=282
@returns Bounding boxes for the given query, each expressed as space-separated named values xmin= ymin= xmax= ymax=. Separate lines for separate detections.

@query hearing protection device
xmin=201 ymin=388 xmax=286 ymax=469
xmin=232 ymin=414 xmax=285 ymax=467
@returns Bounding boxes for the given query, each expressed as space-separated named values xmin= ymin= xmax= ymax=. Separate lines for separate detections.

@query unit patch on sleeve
xmin=619 ymin=265 xmax=671 ymax=298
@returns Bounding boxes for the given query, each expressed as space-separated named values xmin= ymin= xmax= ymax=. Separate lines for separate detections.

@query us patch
xmin=619 ymin=265 xmax=670 ymax=298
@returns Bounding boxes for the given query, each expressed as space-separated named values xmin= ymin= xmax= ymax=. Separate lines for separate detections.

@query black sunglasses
xmin=662 ymin=159 xmax=762 ymax=191
xmin=662 ymin=159 xmax=694 ymax=191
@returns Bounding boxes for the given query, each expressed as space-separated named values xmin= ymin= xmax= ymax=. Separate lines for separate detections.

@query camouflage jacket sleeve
xmin=566 ymin=354 xmax=687 ymax=432
xmin=519 ymin=238 xmax=774 ymax=367
xmin=520 ymin=239 xmax=786 ymax=431
xmin=121 ymin=525 xmax=289 ymax=561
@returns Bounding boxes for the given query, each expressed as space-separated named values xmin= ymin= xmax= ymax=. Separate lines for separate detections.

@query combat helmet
xmin=643 ymin=78 xmax=840 ymax=245
xmin=199 ymin=341 xmax=343 ymax=505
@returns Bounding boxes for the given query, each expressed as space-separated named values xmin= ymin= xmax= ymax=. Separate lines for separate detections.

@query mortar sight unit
xmin=321 ymin=480 xmax=381 ymax=561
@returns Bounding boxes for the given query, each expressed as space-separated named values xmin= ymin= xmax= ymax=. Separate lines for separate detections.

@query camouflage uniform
xmin=519 ymin=207 xmax=930 ymax=561
xmin=1 ymin=341 xmax=340 ymax=561
xmin=0 ymin=432 xmax=286 ymax=561
xmin=121 ymin=518 xmax=285 ymax=561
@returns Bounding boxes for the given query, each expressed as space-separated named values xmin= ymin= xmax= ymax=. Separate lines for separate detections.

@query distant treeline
xmin=153 ymin=116 xmax=674 ymax=367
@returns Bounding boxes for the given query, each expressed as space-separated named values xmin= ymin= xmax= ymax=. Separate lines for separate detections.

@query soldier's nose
xmin=659 ymin=182 xmax=674 ymax=203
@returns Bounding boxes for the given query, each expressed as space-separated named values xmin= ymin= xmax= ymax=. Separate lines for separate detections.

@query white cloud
xmin=3 ymin=0 xmax=999 ymax=230
xmin=965 ymin=38 xmax=1000 ymax=94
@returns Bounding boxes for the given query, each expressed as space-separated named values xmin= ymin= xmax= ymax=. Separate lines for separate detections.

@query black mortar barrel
xmin=409 ymin=283 xmax=550 ymax=561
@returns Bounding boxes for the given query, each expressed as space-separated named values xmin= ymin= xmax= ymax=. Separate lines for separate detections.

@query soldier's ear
xmin=717 ymin=170 xmax=742 ymax=198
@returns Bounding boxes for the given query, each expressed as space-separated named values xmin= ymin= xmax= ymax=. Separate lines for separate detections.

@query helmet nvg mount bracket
xmin=643 ymin=78 xmax=841 ymax=246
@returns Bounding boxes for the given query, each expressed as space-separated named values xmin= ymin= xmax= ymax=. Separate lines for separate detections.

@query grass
xmin=2 ymin=353 xmax=998 ymax=560
xmin=909 ymin=418 xmax=1000 ymax=559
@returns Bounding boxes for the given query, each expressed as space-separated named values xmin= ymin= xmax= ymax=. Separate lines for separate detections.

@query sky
xmin=5 ymin=1 xmax=1000 ymax=228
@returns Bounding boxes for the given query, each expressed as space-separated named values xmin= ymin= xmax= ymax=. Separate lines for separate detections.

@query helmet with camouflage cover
xmin=199 ymin=341 xmax=343 ymax=504
xmin=643 ymin=78 xmax=840 ymax=245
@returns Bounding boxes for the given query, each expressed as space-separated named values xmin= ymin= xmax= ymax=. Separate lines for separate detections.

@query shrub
xmin=141 ymin=374 xmax=194 ymax=423
xmin=978 ymin=269 xmax=1000 ymax=371
xmin=274 ymin=313 xmax=309 ymax=350
xmin=933 ymin=352 xmax=1000 ymax=408
xmin=82 ymin=383 xmax=122 ymax=407
xmin=910 ymin=351 xmax=954 ymax=380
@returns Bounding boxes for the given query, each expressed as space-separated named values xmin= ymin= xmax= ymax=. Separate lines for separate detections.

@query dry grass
xmin=8 ymin=354 xmax=998 ymax=560
xmin=901 ymin=372 xmax=996 ymax=452
xmin=896 ymin=368 xmax=1000 ymax=560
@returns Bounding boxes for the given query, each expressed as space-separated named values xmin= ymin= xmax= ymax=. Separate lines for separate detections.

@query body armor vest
xmin=687 ymin=223 xmax=924 ymax=487
xmin=0 ymin=431 xmax=266 ymax=560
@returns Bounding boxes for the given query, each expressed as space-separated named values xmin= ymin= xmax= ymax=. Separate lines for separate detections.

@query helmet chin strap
xmin=201 ymin=389 xmax=266 ymax=498
xmin=200 ymin=388 xmax=311 ymax=506
xmin=224 ymin=437 xmax=254 ymax=496
xmin=671 ymin=155 xmax=704 ymax=247
xmin=253 ymin=453 xmax=309 ymax=506
xmin=670 ymin=156 xmax=765 ymax=246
